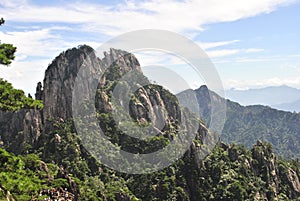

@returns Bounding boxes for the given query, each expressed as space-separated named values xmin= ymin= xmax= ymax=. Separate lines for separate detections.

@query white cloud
xmin=288 ymin=54 xmax=300 ymax=58
xmin=0 ymin=59 xmax=50 ymax=95
xmin=198 ymin=40 xmax=240 ymax=50
xmin=207 ymin=49 xmax=241 ymax=58
xmin=214 ymin=54 xmax=293 ymax=64
xmin=0 ymin=0 xmax=297 ymax=93
xmin=206 ymin=48 xmax=265 ymax=58
xmin=0 ymin=0 xmax=27 ymax=8
xmin=245 ymin=48 xmax=265 ymax=53
xmin=134 ymin=51 xmax=188 ymax=67
xmin=280 ymin=63 xmax=300 ymax=72
xmin=0 ymin=0 xmax=292 ymax=59
xmin=0 ymin=0 xmax=295 ymax=36
xmin=0 ymin=28 xmax=70 ymax=59
xmin=235 ymin=57 xmax=272 ymax=63
xmin=224 ymin=77 xmax=300 ymax=90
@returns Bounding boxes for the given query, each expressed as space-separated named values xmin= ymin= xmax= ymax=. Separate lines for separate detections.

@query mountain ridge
xmin=191 ymin=85 xmax=300 ymax=159
xmin=1 ymin=45 xmax=300 ymax=200
xmin=225 ymin=85 xmax=300 ymax=111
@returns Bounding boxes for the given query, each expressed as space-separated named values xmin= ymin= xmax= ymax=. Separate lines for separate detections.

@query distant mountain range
xmin=225 ymin=85 xmax=300 ymax=112
xmin=273 ymin=99 xmax=300 ymax=112
xmin=189 ymin=86 xmax=300 ymax=159
xmin=1 ymin=46 xmax=300 ymax=200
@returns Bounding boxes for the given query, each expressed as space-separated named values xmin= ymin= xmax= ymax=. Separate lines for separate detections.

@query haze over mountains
xmin=190 ymin=86 xmax=300 ymax=159
xmin=225 ymin=85 xmax=300 ymax=112
xmin=1 ymin=45 xmax=300 ymax=200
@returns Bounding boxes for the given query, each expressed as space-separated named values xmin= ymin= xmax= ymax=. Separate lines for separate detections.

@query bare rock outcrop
xmin=42 ymin=45 xmax=101 ymax=121
xmin=0 ymin=109 xmax=42 ymax=153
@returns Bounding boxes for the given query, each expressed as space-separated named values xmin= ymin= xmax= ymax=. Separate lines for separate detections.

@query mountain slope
xmin=272 ymin=99 xmax=300 ymax=112
xmin=1 ymin=46 xmax=300 ymax=200
xmin=0 ymin=45 xmax=209 ymax=199
xmin=226 ymin=86 xmax=300 ymax=107
xmin=193 ymin=86 xmax=300 ymax=159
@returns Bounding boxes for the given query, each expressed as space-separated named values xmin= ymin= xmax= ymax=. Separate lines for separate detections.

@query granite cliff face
xmin=42 ymin=45 xmax=101 ymax=121
xmin=1 ymin=45 xmax=300 ymax=200
xmin=192 ymin=85 xmax=300 ymax=160
xmin=0 ymin=45 xmax=147 ymax=153
xmin=0 ymin=109 xmax=42 ymax=153
xmin=1 ymin=45 xmax=208 ymax=167
xmin=42 ymin=45 xmax=141 ymax=122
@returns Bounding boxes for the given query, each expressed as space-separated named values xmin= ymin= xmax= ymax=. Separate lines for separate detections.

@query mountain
xmin=1 ymin=45 xmax=300 ymax=200
xmin=272 ymin=99 xmax=300 ymax=112
xmin=192 ymin=86 xmax=300 ymax=159
xmin=225 ymin=86 xmax=300 ymax=111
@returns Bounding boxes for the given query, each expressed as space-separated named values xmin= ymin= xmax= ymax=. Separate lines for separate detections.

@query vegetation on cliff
xmin=194 ymin=86 xmax=300 ymax=159
xmin=0 ymin=79 xmax=43 ymax=111
xmin=2 ymin=126 xmax=300 ymax=200
xmin=0 ymin=18 xmax=16 ymax=65
xmin=1 ymin=45 xmax=300 ymax=200
xmin=0 ymin=18 xmax=42 ymax=111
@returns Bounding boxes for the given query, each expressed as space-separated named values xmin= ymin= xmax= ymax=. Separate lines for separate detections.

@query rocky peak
xmin=251 ymin=140 xmax=279 ymax=199
xmin=42 ymin=45 xmax=101 ymax=121
xmin=102 ymin=48 xmax=141 ymax=72
xmin=42 ymin=45 xmax=141 ymax=122
xmin=2 ymin=46 xmax=300 ymax=200
xmin=0 ymin=109 xmax=42 ymax=153
xmin=35 ymin=82 xmax=43 ymax=100
xmin=0 ymin=45 xmax=142 ymax=154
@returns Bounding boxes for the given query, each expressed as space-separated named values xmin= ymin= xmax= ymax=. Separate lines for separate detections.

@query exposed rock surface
xmin=35 ymin=81 xmax=43 ymax=100
xmin=0 ymin=109 xmax=42 ymax=153
xmin=0 ymin=185 xmax=15 ymax=201
xmin=251 ymin=141 xmax=279 ymax=200
xmin=0 ymin=45 xmax=142 ymax=154
xmin=2 ymin=45 xmax=300 ymax=200
xmin=42 ymin=45 xmax=101 ymax=121
xmin=191 ymin=84 xmax=300 ymax=160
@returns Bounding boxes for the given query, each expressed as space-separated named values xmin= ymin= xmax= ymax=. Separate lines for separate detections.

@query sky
xmin=0 ymin=0 xmax=300 ymax=95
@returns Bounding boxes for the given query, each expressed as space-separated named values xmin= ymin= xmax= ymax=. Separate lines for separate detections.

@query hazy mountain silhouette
xmin=226 ymin=85 xmax=300 ymax=112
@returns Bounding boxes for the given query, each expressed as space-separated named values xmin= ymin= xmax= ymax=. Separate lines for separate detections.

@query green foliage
xmin=2 ymin=52 xmax=300 ymax=200
xmin=196 ymin=86 xmax=300 ymax=159
xmin=222 ymin=100 xmax=300 ymax=159
xmin=2 ymin=101 xmax=300 ymax=200
xmin=0 ymin=148 xmax=71 ymax=200
xmin=0 ymin=44 xmax=16 ymax=65
xmin=78 ymin=176 xmax=105 ymax=200
xmin=0 ymin=78 xmax=43 ymax=111
xmin=0 ymin=18 xmax=4 ymax=25
xmin=51 ymin=178 xmax=69 ymax=188
xmin=0 ymin=18 xmax=16 ymax=65
xmin=21 ymin=153 xmax=41 ymax=169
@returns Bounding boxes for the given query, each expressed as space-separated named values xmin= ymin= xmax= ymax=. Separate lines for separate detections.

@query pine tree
xmin=0 ymin=17 xmax=17 ymax=65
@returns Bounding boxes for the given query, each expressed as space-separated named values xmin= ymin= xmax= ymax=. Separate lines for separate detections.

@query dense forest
xmin=1 ymin=118 xmax=300 ymax=200
xmin=193 ymin=86 xmax=300 ymax=159
xmin=1 ymin=45 xmax=300 ymax=200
